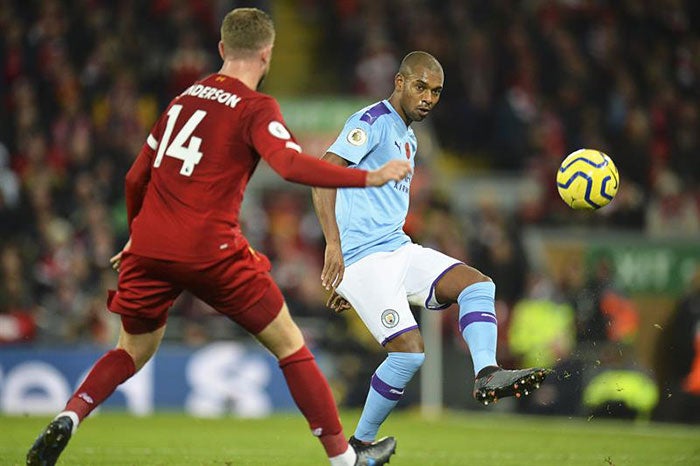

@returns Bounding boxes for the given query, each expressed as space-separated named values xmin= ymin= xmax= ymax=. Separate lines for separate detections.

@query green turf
xmin=3 ymin=410 xmax=699 ymax=465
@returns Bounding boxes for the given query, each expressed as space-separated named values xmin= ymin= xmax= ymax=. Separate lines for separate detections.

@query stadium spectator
xmin=645 ymin=168 xmax=700 ymax=237
xmin=1 ymin=0 xmax=698 ymax=430
xmin=654 ymin=266 xmax=700 ymax=424
xmin=319 ymin=1 xmax=700 ymax=201
xmin=311 ymin=51 xmax=548 ymax=450
xmin=507 ymin=271 xmax=580 ymax=416
xmin=565 ymin=256 xmax=639 ymax=353
xmin=26 ymin=8 xmax=411 ymax=466
xmin=583 ymin=366 xmax=659 ymax=420
xmin=0 ymin=242 xmax=37 ymax=343
xmin=508 ymin=272 xmax=576 ymax=370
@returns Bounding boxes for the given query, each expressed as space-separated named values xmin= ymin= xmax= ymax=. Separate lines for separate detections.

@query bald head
xmin=389 ymin=51 xmax=444 ymax=125
xmin=398 ymin=51 xmax=443 ymax=80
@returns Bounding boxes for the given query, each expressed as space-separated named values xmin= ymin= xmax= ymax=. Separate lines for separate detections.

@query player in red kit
xmin=26 ymin=8 xmax=407 ymax=466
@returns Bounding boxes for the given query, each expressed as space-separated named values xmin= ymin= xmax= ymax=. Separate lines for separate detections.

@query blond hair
xmin=220 ymin=8 xmax=275 ymax=58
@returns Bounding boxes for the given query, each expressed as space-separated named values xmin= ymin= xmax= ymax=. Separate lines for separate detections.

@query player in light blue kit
xmin=312 ymin=51 xmax=549 ymax=449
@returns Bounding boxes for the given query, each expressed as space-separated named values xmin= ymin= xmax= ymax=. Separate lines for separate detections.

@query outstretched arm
xmin=249 ymin=99 xmax=410 ymax=188
xmin=311 ymin=152 xmax=348 ymax=292
xmin=263 ymin=146 xmax=410 ymax=188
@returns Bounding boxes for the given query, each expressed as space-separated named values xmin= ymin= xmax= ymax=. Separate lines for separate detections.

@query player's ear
xmin=394 ymin=73 xmax=405 ymax=92
xmin=218 ymin=41 xmax=226 ymax=60
xmin=260 ymin=44 xmax=273 ymax=67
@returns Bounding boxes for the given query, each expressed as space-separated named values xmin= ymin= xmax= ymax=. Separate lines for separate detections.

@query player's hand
xmin=110 ymin=238 xmax=132 ymax=273
xmin=327 ymin=290 xmax=351 ymax=314
xmin=321 ymin=243 xmax=344 ymax=290
xmin=366 ymin=160 xmax=412 ymax=186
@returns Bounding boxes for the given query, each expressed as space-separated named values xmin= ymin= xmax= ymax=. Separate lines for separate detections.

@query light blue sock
xmin=354 ymin=352 xmax=425 ymax=442
xmin=458 ymin=281 xmax=498 ymax=375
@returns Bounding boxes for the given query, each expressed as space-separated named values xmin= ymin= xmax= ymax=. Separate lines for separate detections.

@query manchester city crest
xmin=381 ymin=309 xmax=399 ymax=328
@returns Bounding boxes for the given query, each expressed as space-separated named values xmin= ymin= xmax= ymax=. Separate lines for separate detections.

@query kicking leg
xmin=436 ymin=264 xmax=549 ymax=404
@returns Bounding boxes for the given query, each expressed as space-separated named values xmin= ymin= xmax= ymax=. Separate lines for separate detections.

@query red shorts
xmin=107 ymin=246 xmax=284 ymax=335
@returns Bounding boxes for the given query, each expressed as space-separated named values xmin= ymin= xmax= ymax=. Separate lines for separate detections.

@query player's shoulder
xmin=177 ymin=74 xmax=274 ymax=107
xmin=231 ymin=85 xmax=279 ymax=115
xmin=351 ymin=100 xmax=393 ymax=127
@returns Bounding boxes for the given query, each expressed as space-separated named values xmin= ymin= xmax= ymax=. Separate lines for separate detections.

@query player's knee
xmin=386 ymin=328 xmax=424 ymax=352
xmin=119 ymin=346 xmax=153 ymax=371
xmin=465 ymin=267 xmax=492 ymax=285
xmin=388 ymin=352 xmax=425 ymax=375
xmin=117 ymin=335 xmax=161 ymax=371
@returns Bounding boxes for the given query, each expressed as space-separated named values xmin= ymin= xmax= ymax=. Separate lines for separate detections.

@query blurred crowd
xmin=319 ymin=0 xmax=700 ymax=231
xmin=1 ymin=1 xmax=699 ymax=422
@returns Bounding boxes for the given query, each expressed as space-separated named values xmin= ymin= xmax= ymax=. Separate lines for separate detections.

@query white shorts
xmin=336 ymin=243 xmax=462 ymax=346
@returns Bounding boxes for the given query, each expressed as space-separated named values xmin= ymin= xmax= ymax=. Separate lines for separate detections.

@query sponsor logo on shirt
xmin=393 ymin=173 xmax=412 ymax=194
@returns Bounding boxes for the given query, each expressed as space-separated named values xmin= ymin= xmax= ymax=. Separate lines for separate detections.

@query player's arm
xmin=124 ymin=142 xmax=155 ymax=230
xmin=311 ymin=152 xmax=347 ymax=292
xmin=112 ymin=136 xmax=156 ymax=272
xmin=250 ymin=99 xmax=410 ymax=188
xmin=263 ymin=145 xmax=409 ymax=188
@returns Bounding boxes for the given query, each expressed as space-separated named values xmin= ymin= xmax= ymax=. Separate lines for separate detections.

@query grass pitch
xmin=3 ymin=410 xmax=699 ymax=465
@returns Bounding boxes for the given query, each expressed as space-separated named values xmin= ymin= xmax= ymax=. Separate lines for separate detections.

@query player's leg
xmin=423 ymin=250 xmax=549 ymax=404
xmin=433 ymin=263 xmax=499 ymax=375
xmin=253 ymin=300 xmax=394 ymax=466
xmin=27 ymin=253 xmax=179 ymax=466
xmin=336 ymin=246 xmax=423 ymax=444
xmin=253 ymin=300 xmax=353 ymax=460
xmin=194 ymin=249 xmax=395 ymax=466
xmin=26 ymin=322 xmax=167 ymax=466
xmin=242 ymin=296 xmax=396 ymax=466
xmin=65 ymin=321 xmax=166 ymax=421
xmin=349 ymin=330 xmax=425 ymax=445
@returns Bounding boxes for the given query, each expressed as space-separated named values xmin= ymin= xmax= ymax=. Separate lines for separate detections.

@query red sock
xmin=279 ymin=346 xmax=348 ymax=457
xmin=64 ymin=348 xmax=136 ymax=422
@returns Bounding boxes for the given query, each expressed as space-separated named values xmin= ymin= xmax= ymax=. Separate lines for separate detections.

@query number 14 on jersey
xmin=154 ymin=104 xmax=206 ymax=176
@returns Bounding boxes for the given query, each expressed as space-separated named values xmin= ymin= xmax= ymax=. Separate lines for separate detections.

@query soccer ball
xmin=556 ymin=149 xmax=619 ymax=210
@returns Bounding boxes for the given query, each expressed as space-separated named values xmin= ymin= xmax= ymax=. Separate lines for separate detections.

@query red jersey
xmin=126 ymin=74 xmax=367 ymax=262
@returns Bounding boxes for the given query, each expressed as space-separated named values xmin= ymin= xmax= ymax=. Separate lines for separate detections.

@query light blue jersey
xmin=327 ymin=100 xmax=416 ymax=266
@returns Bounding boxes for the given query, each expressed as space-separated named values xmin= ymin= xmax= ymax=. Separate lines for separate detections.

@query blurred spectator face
xmin=1 ymin=245 xmax=22 ymax=278
xmin=354 ymin=37 xmax=398 ymax=99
